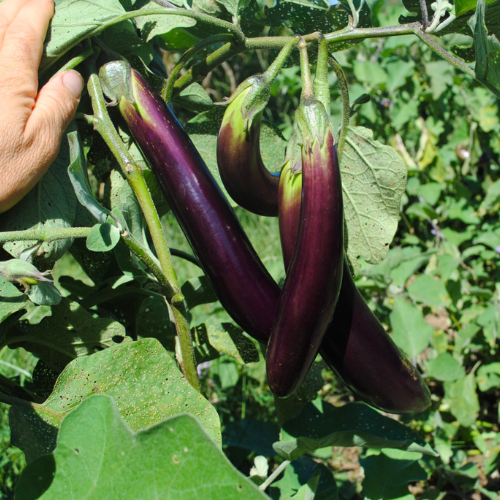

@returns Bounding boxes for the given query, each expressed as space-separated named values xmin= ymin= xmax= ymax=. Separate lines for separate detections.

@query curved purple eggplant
xmin=279 ymin=162 xmax=431 ymax=413
xmin=100 ymin=61 xmax=281 ymax=343
xmin=266 ymin=97 xmax=344 ymax=398
xmin=216 ymin=39 xmax=298 ymax=216
xmin=217 ymin=83 xmax=279 ymax=216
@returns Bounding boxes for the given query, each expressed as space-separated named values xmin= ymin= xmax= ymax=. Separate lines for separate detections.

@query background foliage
xmin=1 ymin=0 xmax=500 ymax=498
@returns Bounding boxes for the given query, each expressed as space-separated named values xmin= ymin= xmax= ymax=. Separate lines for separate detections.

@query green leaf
xmin=86 ymin=223 xmax=121 ymax=252
xmin=0 ymin=134 xmax=77 ymax=266
xmin=186 ymin=107 xmax=287 ymax=205
xmin=470 ymin=0 xmax=500 ymax=98
xmin=353 ymin=61 xmax=387 ymax=88
xmin=477 ymin=362 xmax=500 ymax=391
xmin=182 ymin=275 xmax=218 ymax=310
xmin=273 ymin=400 xmax=436 ymax=461
xmin=269 ymin=457 xmax=338 ymax=500
xmin=407 ymin=274 xmax=450 ymax=307
xmin=456 ymin=0 xmax=497 ymax=16
xmin=26 ymin=282 xmax=62 ymax=307
xmin=134 ymin=1 xmax=196 ymax=41
xmin=192 ymin=322 xmax=260 ymax=364
xmin=342 ymin=127 xmax=407 ymax=271
xmin=389 ymin=298 xmax=433 ymax=359
xmin=15 ymin=395 xmax=267 ymax=499
xmin=0 ymin=277 xmax=28 ymax=323
xmin=42 ymin=0 xmax=127 ymax=72
xmin=480 ymin=179 xmax=500 ymax=212
xmin=11 ymin=339 xmax=221 ymax=463
xmin=426 ymin=353 xmax=465 ymax=381
xmin=135 ymin=296 xmax=176 ymax=351
xmin=223 ymin=419 xmax=279 ymax=457
xmin=444 ymin=372 xmax=480 ymax=427
xmin=216 ymin=0 xmax=251 ymax=17
xmin=175 ymin=83 xmax=213 ymax=112
xmin=360 ymin=449 xmax=427 ymax=500
xmin=67 ymin=131 xmax=111 ymax=224
xmin=4 ymin=297 xmax=128 ymax=368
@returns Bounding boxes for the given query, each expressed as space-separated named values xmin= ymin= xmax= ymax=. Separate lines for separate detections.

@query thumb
xmin=26 ymin=70 xmax=83 ymax=155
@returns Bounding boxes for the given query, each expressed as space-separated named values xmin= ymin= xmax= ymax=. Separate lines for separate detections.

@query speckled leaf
xmin=274 ymin=400 xmax=436 ymax=461
xmin=341 ymin=126 xmax=407 ymax=272
xmin=11 ymin=339 xmax=220 ymax=464
xmin=15 ymin=395 xmax=266 ymax=500
xmin=41 ymin=0 xmax=126 ymax=72
xmin=185 ymin=107 xmax=287 ymax=207
xmin=3 ymin=297 xmax=128 ymax=368
xmin=0 ymin=134 xmax=77 ymax=267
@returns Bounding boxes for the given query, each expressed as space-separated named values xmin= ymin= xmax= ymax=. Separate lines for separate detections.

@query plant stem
xmin=56 ymin=46 xmax=95 ymax=74
xmin=0 ymin=227 xmax=91 ymax=244
xmin=173 ymin=42 xmax=245 ymax=92
xmin=328 ymin=54 xmax=350 ymax=159
xmin=87 ymin=71 xmax=178 ymax=298
xmin=170 ymin=297 xmax=202 ymax=392
xmin=314 ymin=35 xmax=331 ymax=110
xmin=299 ymin=38 xmax=313 ymax=99
xmin=0 ymin=392 xmax=63 ymax=421
xmin=259 ymin=460 xmax=291 ymax=491
xmin=87 ymin=65 xmax=202 ymax=394
xmin=163 ymin=33 xmax=235 ymax=104
xmin=413 ymin=29 xmax=475 ymax=80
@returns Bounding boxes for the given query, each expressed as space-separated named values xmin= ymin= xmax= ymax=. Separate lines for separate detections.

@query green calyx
xmin=223 ymin=76 xmax=268 ymax=134
xmin=0 ymin=259 xmax=52 ymax=290
xmin=99 ymin=61 xmax=135 ymax=107
xmin=223 ymin=37 xmax=299 ymax=133
xmin=295 ymin=98 xmax=331 ymax=151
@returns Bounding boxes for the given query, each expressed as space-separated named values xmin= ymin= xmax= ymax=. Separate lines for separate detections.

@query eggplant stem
xmin=298 ymin=38 xmax=313 ymax=99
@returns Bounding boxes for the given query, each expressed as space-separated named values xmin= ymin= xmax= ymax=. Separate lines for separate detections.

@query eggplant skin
xmin=113 ymin=65 xmax=281 ymax=343
xmin=279 ymin=171 xmax=431 ymax=414
xmin=217 ymin=88 xmax=279 ymax=216
xmin=267 ymin=125 xmax=344 ymax=398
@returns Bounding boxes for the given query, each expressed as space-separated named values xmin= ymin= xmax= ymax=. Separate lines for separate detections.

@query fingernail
xmin=62 ymin=70 xmax=84 ymax=98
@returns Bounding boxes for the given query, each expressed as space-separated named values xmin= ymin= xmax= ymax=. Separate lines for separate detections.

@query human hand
xmin=0 ymin=0 xmax=83 ymax=213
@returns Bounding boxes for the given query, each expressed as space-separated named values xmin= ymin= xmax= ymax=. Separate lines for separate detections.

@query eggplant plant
xmin=1 ymin=0 xmax=500 ymax=498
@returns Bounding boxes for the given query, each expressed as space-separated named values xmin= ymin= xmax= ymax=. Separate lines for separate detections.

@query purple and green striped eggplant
xmin=217 ymin=79 xmax=280 ymax=216
xmin=266 ymin=96 xmax=344 ymax=398
xmin=279 ymin=153 xmax=431 ymax=414
xmin=99 ymin=61 xmax=281 ymax=342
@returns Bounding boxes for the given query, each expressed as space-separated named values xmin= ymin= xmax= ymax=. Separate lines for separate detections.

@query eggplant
xmin=99 ymin=61 xmax=281 ymax=343
xmin=216 ymin=39 xmax=297 ymax=216
xmin=279 ymin=159 xmax=431 ymax=413
xmin=217 ymin=83 xmax=280 ymax=216
xmin=266 ymin=95 xmax=344 ymax=398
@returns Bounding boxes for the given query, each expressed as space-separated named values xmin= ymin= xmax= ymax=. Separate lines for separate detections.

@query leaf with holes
xmin=10 ymin=339 xmax=221 ymax=464
xmin=341 ymin=127 xmax=407 ymax=272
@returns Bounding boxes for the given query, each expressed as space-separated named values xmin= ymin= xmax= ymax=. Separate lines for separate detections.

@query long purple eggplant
xmin=266 ymin=91 xmax=345 ymax=398
xmin=99 ymin=61 xmax=280 ymax=343
xmin=279 ymin=158 xmax=431 ymax=413
xmin=216 ymin=39 xmax=298 ymax=216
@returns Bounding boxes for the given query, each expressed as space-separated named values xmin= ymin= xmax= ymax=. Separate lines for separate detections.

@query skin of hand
xmin=0 ymin=0 xmax=83 ymax=214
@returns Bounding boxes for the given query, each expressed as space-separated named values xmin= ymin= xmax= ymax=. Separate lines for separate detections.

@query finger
xmin=0 ymin=0 xmax=33 ymax=47
xmin=25 ymin=70 xmax=83 ymax=161
xmin=0 ymin=0 xmax=54 ymax=89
